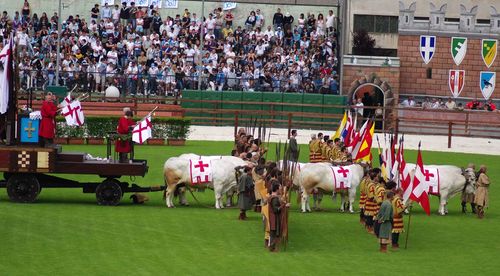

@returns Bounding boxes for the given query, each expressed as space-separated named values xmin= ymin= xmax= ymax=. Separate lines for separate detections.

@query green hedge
xmin=56 ymin=116 xmax=191 ymax=139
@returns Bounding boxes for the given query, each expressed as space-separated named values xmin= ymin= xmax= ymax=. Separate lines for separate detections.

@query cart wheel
xmin=96 ymin=179 xmax=123 ymax=206
xmin=6 ymin=174 xmax=41 ymax=203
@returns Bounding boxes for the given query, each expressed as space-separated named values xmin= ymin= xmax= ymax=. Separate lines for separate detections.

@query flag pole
xmin=132 ymin=106 xmax=159 ymax=128
xmin=404 ymin=202 xmax=413 ymax=249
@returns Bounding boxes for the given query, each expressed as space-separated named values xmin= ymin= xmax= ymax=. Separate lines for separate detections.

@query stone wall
xmin=343 ymin=64 xmax=400 ymax=100
xmin=398 ymin=34 xmax=499 ymax=98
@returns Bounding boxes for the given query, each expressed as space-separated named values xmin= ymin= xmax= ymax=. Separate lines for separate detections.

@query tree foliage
xmin=352 ymin=29 xmax=376 ymax=56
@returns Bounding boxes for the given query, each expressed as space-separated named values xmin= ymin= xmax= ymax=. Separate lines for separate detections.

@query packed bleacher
xmin=0 ymin=1 xmax=340 ymax=97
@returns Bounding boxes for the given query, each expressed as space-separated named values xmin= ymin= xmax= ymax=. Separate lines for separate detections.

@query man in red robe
xmin=39 ymin=92 xmax=58 ymax=147
xmin=115 ymin=107 xmax=135 ymax=162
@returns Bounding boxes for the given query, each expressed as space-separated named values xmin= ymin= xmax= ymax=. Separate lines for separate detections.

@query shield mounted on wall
xmin=448 ymin=70 xmax=465 ymax=98
xmin=451 ymin=37 xmax=467 ymax=66
xmin=479 ymin=71 xmax=496 ymax=100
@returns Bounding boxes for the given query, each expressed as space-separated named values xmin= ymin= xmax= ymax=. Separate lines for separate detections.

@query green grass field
xmin=1 ymin=141 xmax=499 ymax=275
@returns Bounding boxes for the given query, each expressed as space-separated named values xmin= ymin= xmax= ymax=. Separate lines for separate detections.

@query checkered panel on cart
xmin=17 ymin=151 xmax=30 ymax=168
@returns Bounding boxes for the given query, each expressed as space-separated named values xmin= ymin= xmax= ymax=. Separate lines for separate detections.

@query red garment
xmin=39 ymin=100 xmax=57 ymax=139
xmin=115 ymin=116 xmax=135 ymax=153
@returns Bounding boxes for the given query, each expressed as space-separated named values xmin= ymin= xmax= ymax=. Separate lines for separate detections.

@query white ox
xmin=405 ymin=164 xmax=476 ymax=215
xmin=163 ymin=154 xmax=248 ymax=209
xmin=298 ymin=163 xmax=365 ymax=213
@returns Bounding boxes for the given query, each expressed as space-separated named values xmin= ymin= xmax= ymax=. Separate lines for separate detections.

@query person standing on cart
xmin=115 ymin=107 xmax=135 ymax=163
xmin=39 ymin=92 xmax=59 ymax=147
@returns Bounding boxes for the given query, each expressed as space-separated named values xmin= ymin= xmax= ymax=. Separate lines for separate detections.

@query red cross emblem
xmin=423 ymin=169 xmax=434 ymax=181
xmin=194 ymin=160 xmax=209 ymax=172
xmin=132 ymin=118 xmax=152 ymax=144
xmin=337 ymin=167 xmax=349 ymax=178
xmin=62 ymin=103 xmax=83 ymax=126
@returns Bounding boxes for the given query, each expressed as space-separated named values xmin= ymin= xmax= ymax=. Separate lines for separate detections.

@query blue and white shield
xmin=420 ymin=35 xmax=436 ymax=64
xmin=479 ymin=71 xmax=496 ymax=100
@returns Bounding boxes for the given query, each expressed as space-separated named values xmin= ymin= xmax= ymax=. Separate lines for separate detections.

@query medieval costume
xmin=373 ymin=182 xmax=386 ymax=237
xmin=254 ymin=171 xmax=271 ymax=246
xmin=308 ymin=136 xmax=322 ymax=163
xmin=376 ymin=196 xmax=393 ymax=253
xmin=268 ymin=193 xmax=286 ymax=252
xmin=39 ymin=93 xmax=58 ymax=147
xmin=358 ymin=175 xmax=369 ymax=225
xmin=115 ymin=108 xmax=135 ymax=163
xmin=287 ymin=130 xmax=298 ymax=162
xmin=363 ymin=179 xmax=377 ymax=234
xmin=237 ymin=168 xmax=255 ymax=220
xmin=475 ymin=168 xmax=490 ymax=219
xmin=391 ymin=193 xmax=405 ymax=249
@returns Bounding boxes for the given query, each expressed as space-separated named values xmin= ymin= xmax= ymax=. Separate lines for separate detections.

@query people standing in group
xmin=475 ymin=165 xmax=490 ymax=219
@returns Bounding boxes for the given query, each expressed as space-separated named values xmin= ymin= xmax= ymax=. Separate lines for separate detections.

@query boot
xmin=238 ymin=211 xmax=246 ymax=220
xmin=264 ymin=239 xmax=269 ymax=248
xmin=392 ymin=243 xmax=399 ymax=250
xmin=461 ymin=201 xmax=467 ymax=214
xmin=477 ymin=206 xmax=484 ymax=219
xmin=379 ymin=243 xmax=387 ymax=253
xmin=471 ymin=203 xmax=477 ymax=214
xmin=366 ymin=226 xmax=374 ymax=235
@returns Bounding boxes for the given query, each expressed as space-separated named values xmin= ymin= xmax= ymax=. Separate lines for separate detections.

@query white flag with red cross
xmin=61 ymin=100 xmax=85 ymax=126
xmin=410 ymin=142 xmax=431 ymax=215
xmin=190 ymin=158 xmax=213 ymax=185
xmin=60 ymin=92 xmax=72 ymax=108
xmin=132 ymin=115 xmax=152 ymax=144
xmin=331 ymin=165 xmax=352 ymax=190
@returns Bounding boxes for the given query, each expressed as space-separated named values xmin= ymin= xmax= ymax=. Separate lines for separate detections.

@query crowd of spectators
xmin=0 ymin=1 xmax=340 ymax=96
xmin=400 ymin=96 xmax=497 ymax=112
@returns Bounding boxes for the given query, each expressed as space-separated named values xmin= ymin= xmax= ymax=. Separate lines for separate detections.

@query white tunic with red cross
xmin=330 ymin=165 xmax=352 ymax=191
xmin=189 ymin=158 xmax=213 ymax=185
xmin=421 ymin=167 xmax=440 ymax=195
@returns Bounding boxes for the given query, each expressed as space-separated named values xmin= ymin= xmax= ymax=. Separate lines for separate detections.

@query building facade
xmin=343 ymin=0 xmax=499 ymax=102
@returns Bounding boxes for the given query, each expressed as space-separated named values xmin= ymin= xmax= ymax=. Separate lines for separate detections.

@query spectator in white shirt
xmin=355 ymin=98 xmax=364 ymax=117
xmin=445 ymin=98 xmax=456 ymax=109
xmin=326 ymin=10 xmax=335 ymax=35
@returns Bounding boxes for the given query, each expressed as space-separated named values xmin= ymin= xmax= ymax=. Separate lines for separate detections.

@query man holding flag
xmin=116 ymin=107 xmax=135 ymax=163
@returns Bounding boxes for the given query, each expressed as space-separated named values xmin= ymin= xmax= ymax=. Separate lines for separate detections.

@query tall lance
xmin=404 ymin=202 xmax=413 ymax=249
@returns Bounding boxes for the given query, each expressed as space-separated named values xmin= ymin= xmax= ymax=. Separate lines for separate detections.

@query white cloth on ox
xmin=421 ymin=167 xmax=440 ymax=195
xmin=330 ymin=165 xmax=352 ymax=190
xmin=189 ymin=158 xmax=213 ymax=185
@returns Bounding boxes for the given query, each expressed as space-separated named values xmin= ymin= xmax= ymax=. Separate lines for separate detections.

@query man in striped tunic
xmin=391 ymin=188 xmax=405 ymax=250
xmin=358 ymin=172 xmax=370 ymax=225
xmin=373 ymin=178 xmax=387 ymax=237
xmin=308 ymin=134 xmax=321 ymax=163
xmin=364 ymin=169 xmax=380 ymax=234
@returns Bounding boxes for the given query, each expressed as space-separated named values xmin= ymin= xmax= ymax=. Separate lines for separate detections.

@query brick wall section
xmin=343 ymin=65 xmax=400 ymax=100
xmin=398 ymin=35 xmax=500 ymax=99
